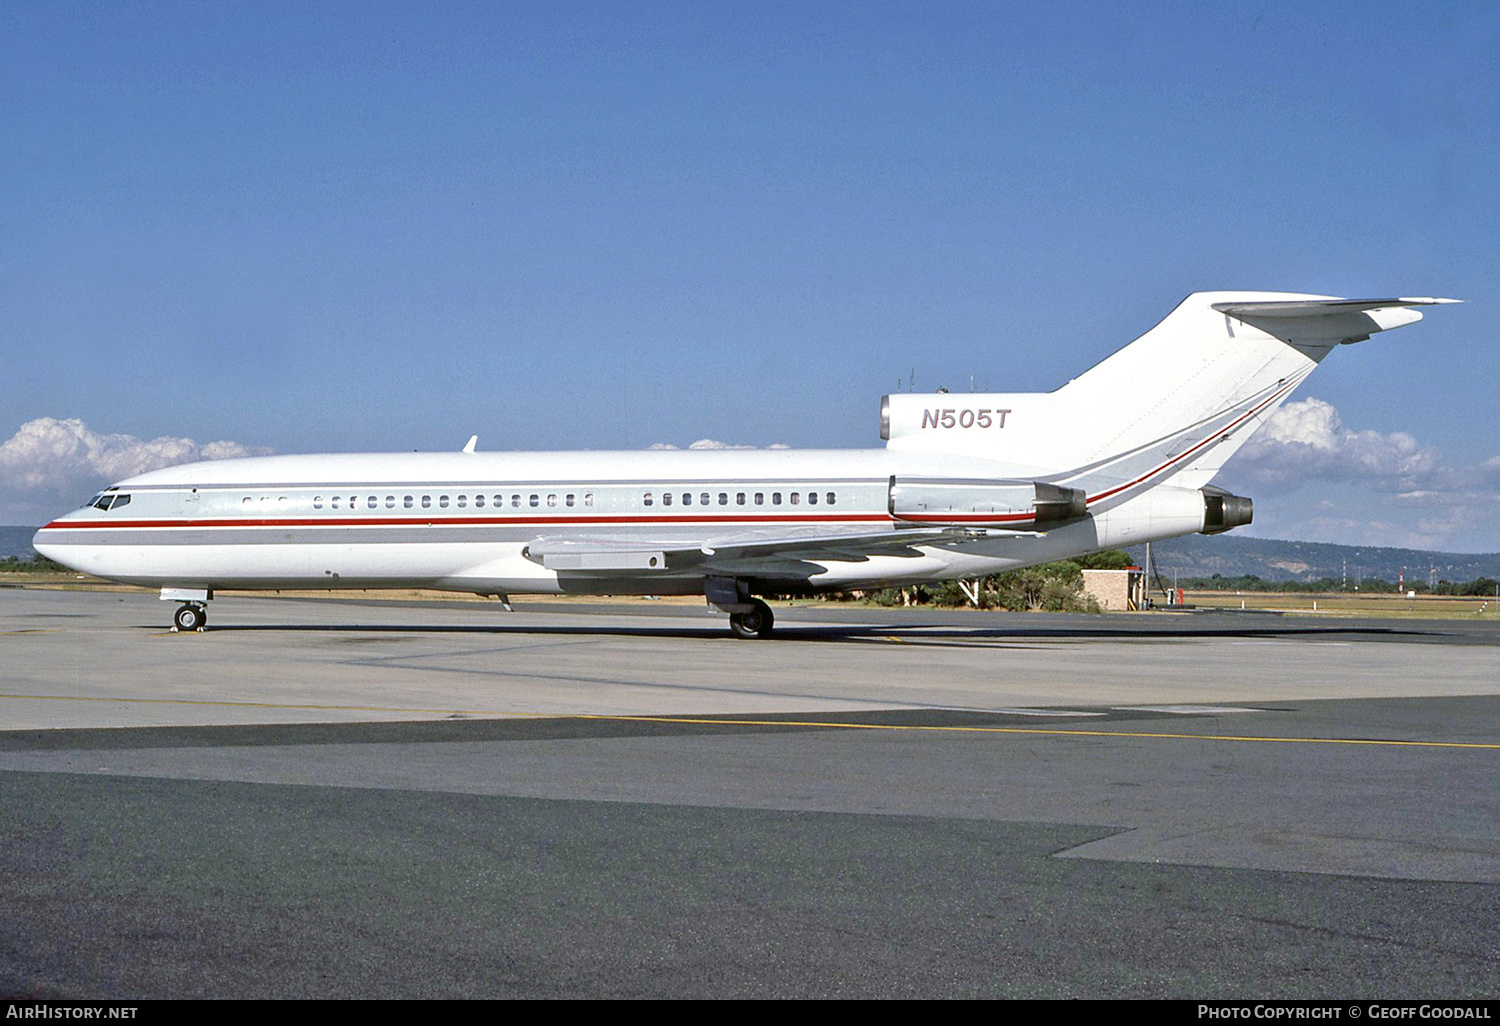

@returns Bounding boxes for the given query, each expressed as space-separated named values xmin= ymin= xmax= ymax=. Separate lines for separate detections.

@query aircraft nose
xmin=32 ymin=518 xmax=80 ymax=569
xmin=32 ymin=526 xmax=61 ymax=562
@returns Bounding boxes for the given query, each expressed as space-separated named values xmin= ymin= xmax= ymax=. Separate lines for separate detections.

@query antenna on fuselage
xmin=462 ymin=435 xmax=478 ymax=454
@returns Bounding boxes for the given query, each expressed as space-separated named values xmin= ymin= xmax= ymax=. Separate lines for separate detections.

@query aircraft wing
xmin=522 ymin=524 xmax=1014 ymax=573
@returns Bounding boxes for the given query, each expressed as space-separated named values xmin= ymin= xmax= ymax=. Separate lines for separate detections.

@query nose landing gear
xmin=172 ymin=603 xmax=207 ymax=632
xmin=161 ymin=588 xmax=212 ymax=632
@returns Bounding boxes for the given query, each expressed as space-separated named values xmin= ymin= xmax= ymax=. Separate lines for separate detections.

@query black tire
xmin=728 ymin=599 xmax=774 ymax=639
xmin=174 ymin=604 xmax=206 ymax=631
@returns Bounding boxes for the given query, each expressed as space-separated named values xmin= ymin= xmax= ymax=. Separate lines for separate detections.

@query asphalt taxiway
xmin=1 ymin=588 xmax=1497 ymax=998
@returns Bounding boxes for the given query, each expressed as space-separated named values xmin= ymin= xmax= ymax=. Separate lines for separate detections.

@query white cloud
xmin=646 ymin=439 xmax=791 ymax=451
xmin=0 ymin=418 xmax=271 ymax=524
xmin=687 ymin=439 xmax=758 ymax=450
xmin=1231 ymin=398 xmax=1446 ymax=492
xmin=1217 ymin=398 xmax=1500 ymax=551
xmin=1479 ymin=456 xmax=1500 ymax=488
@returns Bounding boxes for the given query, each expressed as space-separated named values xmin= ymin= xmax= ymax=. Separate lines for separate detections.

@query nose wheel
xmin=173 ymin=604 xmax=207 ymax=632
xmin=728 ymin=598 xmax=774 ymax=639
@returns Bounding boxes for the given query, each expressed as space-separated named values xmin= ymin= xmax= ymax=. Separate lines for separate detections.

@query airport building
xmin=1081 ymin=567 xmax=1146 ymax=611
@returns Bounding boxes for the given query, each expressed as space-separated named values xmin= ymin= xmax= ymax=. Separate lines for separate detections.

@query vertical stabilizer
xmin=883 ymin=292 xmax=1456 ymax=498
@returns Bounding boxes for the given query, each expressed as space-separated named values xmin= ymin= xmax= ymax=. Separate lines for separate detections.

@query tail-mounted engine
xmin=889 ymin=476 xmax=1252 ymax=538
xmin=1200 ymin=485 xmax=1253 ymax=535
xmin=889 ymin=477 xmax=1087 ymax=528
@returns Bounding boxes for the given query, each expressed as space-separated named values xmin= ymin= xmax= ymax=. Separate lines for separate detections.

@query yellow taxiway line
xmin=578 ymin=714 xmax=1500 ymax=750
xmin=1 ymin=693 xmax=1497 ymax=750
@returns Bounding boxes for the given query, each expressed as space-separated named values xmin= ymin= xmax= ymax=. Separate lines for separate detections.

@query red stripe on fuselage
xmin=38 ymin=513 xmax=894 ymax=531
xmin=1083 ymin=376 xmax=1303 ymax=505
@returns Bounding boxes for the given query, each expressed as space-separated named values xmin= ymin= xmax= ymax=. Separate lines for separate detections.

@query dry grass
xmin=1185 ymin=589 xmax=1497 ymax=619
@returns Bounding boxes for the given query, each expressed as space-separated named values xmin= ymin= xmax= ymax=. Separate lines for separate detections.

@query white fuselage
xmin=32 ymin=446 xmax=1205 ymax=597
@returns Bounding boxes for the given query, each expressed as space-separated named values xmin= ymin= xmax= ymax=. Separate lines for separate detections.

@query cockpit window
xmin=112 ymin=494 xmax=130 ymax=509
xmin=86 ymin=493 xmax=106 ymax=509
xmin=90 ymin=493 xmax=131 ymax=511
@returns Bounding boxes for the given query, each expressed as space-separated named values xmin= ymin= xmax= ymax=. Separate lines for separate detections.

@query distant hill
xmin=5 ymin=523 xmax=1497 ymax=585
xmin=1127 ymin=533 xmax=1500 ymax=585
xmin=0 ymin=526 xmax=38 ymax=558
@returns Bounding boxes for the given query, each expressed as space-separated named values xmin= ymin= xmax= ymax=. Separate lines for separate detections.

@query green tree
xmin=1073 ymin=549 xmax=1134 ymax=570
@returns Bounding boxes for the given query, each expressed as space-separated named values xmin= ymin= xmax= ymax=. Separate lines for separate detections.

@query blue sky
xmin=3 ymin=2 xmax=1498 ymax=550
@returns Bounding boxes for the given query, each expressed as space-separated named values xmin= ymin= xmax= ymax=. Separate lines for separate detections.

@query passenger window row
xmin=236 ymin=489 xmax=840 ymax=512
xmin=286 ymin=492 xmax=598 ymax=510
xmin=644 ymin=491 xmax=837 ymax=507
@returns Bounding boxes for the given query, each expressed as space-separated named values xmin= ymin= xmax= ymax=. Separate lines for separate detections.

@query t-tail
xmin=881 ymin=291 xmax=1460 ymax=524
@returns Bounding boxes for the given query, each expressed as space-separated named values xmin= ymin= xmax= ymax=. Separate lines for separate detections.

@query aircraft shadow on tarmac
xmin=180 ymin=621 xmax=1452 ymax=645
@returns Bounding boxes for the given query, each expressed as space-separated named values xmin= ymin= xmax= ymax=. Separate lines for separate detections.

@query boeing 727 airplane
xmin=33 ymin=291 xmax=1459 ymax=637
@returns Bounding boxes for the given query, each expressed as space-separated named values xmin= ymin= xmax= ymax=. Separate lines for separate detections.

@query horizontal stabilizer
xmin=1211 ymin=297 xmax=1461 ymax=345
xmin=1210 ymin=297 xmax=1460 ymax=317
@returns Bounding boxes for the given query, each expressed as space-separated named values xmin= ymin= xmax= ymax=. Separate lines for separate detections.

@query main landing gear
xmin=728 ymin=598 xmax=774 ymax=640
xmin=706 ymin=576 xmax=774 ymax=639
